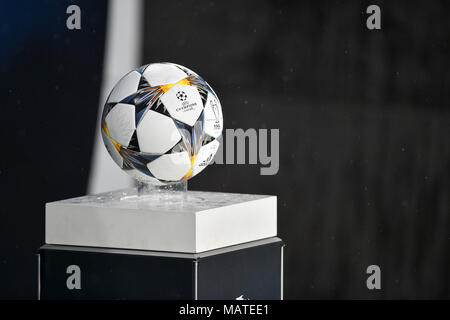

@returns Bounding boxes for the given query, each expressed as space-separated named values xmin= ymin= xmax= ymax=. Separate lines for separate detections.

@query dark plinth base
xmin=38 ymin=237 xmax=284 ymax=300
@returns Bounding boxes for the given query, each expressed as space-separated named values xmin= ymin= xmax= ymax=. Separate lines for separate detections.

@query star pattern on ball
xmin=101 ymin=62 xmax=223 ymax=183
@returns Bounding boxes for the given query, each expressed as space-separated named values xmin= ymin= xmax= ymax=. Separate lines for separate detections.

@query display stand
xmin=39 ymin=182 xmax=283 ymax=300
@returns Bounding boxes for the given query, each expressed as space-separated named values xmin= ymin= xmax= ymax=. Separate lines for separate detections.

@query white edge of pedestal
xmin=194 ymin=196 xmax=277 ymax=253
xmin=45 ymin=203 xmax=197 ymax=253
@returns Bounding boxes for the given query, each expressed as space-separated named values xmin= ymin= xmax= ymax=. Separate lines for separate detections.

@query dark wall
xmin=143 ymin=0 xmax=450 ymax=298
xmin=0 ymin=0 xmax=107 ymax=298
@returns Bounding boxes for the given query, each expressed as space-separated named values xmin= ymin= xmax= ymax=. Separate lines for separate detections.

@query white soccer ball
xmin=101 ymin=62 xmax=223 ymax=183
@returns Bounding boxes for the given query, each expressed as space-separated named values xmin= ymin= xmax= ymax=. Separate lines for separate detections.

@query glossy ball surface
xmin=101 ymin=62 xmax=223 ymax=183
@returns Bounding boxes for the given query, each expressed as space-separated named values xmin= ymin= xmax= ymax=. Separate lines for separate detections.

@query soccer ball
xmin=101 ymin=62 xmax=223 ymax=184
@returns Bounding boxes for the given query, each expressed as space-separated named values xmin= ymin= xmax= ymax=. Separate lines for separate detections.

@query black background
xmin=1 ymin=0 xmax=449 ymax=299
xmin=0 ymin=0 xmax=107 ymax=298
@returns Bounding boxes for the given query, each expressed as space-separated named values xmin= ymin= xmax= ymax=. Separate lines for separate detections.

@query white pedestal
xmin=45 ymin=188 xmax=277 ymax=253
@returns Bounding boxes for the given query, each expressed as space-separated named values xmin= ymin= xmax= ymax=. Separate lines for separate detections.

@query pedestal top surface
xmin=49 ymin=188 xmax=271 ymax=213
